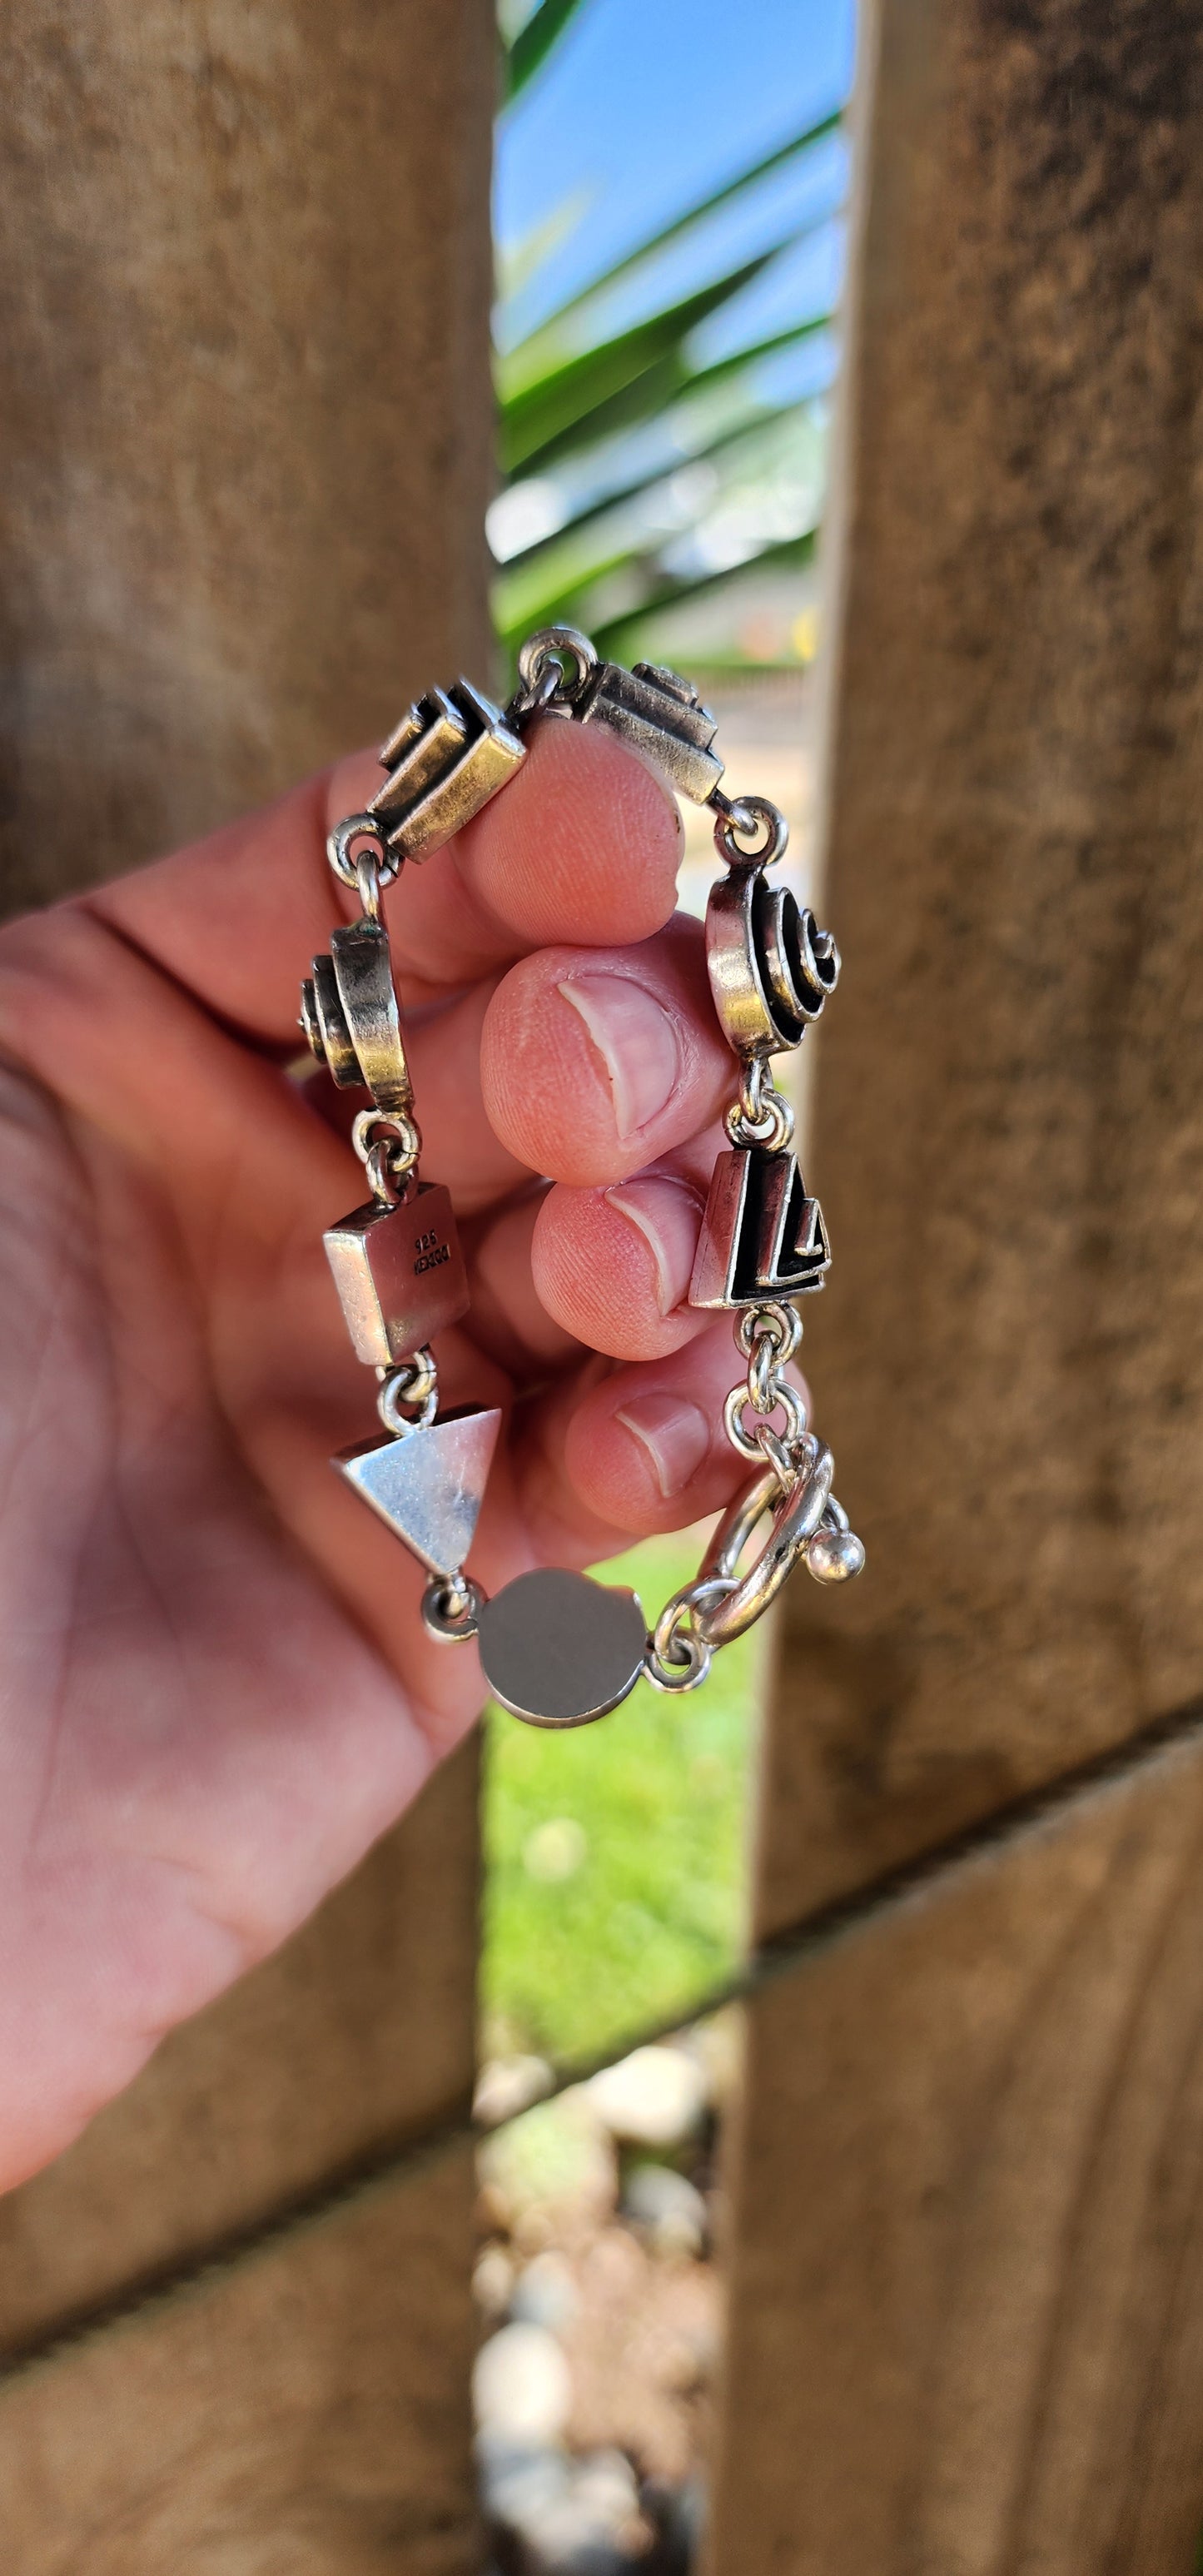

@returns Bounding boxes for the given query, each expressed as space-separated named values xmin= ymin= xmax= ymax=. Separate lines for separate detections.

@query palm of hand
xmin=0 ymin=721 xmax=743 ymax=2187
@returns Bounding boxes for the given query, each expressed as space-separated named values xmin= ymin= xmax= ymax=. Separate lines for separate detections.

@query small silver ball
xmin=807 ymin=1527 xmax=866 ymax=1584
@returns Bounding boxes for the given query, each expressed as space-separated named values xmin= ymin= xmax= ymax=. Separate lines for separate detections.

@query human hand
xmin=0 ymin=720 xmax=756 ymax=2186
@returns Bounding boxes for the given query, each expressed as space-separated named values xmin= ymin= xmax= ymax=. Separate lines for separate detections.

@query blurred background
xmin=475 ymin=3 xmax=853 ymax=2564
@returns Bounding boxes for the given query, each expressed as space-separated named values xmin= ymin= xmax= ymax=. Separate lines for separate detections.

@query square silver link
xmin=574 ymin=661 xmax=724 ymax=803
xmin=368 ymin=679 xmax=526 ymax=861
xmin=324 ymin=1182 xmax=469 ymax=1365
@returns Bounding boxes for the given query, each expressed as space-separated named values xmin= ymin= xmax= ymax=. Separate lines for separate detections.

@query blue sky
xmin=495 ymin=0 xmax=856 ymax=351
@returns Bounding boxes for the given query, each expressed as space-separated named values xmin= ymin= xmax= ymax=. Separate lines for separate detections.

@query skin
xmin=0 ymin=719 xmax=790 ymax=2191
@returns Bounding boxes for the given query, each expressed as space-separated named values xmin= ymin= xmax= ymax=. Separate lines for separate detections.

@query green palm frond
xmin=494 ymin=24 xmax=844 ymax=670
xmin=501 ymin=0 xmax=594 ymax=102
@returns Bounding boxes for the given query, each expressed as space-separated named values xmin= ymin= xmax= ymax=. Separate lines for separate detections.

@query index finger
xmin=85 ymin=718 xmax=684 ymax=1045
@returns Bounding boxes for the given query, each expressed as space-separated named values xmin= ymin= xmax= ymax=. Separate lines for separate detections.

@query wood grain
xmin=712 ymin=1736 xmax=1203 ymax=2574
xmin=0 ymin=2146 xmax=480 ymax=2574
xmin=0 ymin=0 xmax=496 ymax=909
xmin=0 ymin=0 xmax=494 ymax=2545
xmin=758 ymin=0 xmax=1203 ymax=1928
xmin=716 ymin=2 xmax=1203 ymax=2563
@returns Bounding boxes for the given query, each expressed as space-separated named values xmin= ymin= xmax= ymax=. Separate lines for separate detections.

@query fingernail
xmin=614 ymin=1393 xmax=712 ymax=1499
xmin=558 ymin=975 xmax=681 ymax=1140
xmin=604 ymin=1176 xmax=701 ymax=1315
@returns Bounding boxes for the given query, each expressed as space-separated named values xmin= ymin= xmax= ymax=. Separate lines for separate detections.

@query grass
xmin=480 ymin=1526 xmax=765 ymax=2068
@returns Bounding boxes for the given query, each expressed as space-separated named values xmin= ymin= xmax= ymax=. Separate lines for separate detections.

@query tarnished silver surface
xmin=336 ymin=1405 xmax=502 ymax=1579
xmin=706 ymin=868 xmax=840 ymax=1061
xmin=324 ymin=1183 xmax=468 ymax=1366
xmin=369 ymin=678 xmax=526 ymax=861
xmin=477 ymin=1568 xmax=647 ymax=1727
xmin=690 ymin=1146 xmax=829 ymax=1309
xmin=301 ymin=916 xmax=412 ymax=1111
xmin=514 ymin=625 xmax=598 ymax=713
xmin=575 ymin=660 xmax=724 ymax=803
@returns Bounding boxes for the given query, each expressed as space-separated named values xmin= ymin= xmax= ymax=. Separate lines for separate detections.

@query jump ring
xmin=327 ymin=813 xmax=401 ymax=893
xmin=515 ymin=625 xmax=599 ymax=708
xmin=364 ymin=1140 xmax=400 ymax=1206
xmin=713 ymin=793 xmax=789 ymax=870
xmin=422 ymin=1574 xmax=485 ymax=1642
xmin=737 ymin=1302 xmax=803 ymax=1365
xmin=723 ymin=1378 xmax=809 ymax=1465
xmin=351 ymin=1108 xmax=422 ymax=1174
xmin=378 ymin=1350 xmax=438 ymax=1436
xmin=644 ymin=1575 xmax=736 ymax=1693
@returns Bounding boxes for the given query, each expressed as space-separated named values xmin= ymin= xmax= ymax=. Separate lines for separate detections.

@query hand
xmin=0 ymin=720 xmax=755 ymax=2186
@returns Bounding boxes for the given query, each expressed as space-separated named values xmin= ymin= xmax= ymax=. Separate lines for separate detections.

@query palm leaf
xmin=500 ymin=251 xmax=782 ymax=475
xmin=589 ymin=527 xmax=820 ymax=663
xmin=502 ymin=105 xmax=842 ymax=351
xmin=502 ymin=0 xmax=593 ymax=102
xmin=495 ymin=318 xmax=833 ymax=566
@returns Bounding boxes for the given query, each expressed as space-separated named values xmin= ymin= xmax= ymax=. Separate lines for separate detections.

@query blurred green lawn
xmin=480 ymin=1527 xmax=765 ymax=2068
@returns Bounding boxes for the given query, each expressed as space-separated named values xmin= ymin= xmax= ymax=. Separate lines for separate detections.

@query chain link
xmin=351 ymin=1106 xmax=422 ymax=1206
xmin=377 ymin=1348 xmax=438 ymax=1435
xmin=724 ymin=1055 xmax=795 ymax=1151
xmin=326 ymin=813 xmax=402 ymax=896
xmin=644 ymin=1575 xmax=737 ymax=1693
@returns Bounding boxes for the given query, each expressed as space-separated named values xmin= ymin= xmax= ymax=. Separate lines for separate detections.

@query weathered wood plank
xmin=712 ymin=1735 xmax=1203 ymax=2574
xmin=0 ymin=2146 xmax=480 ymax=2575
xmin=762 ymin=0 xmax=1203 ymax=1925
xmin=0 ymin=0 xmax=495 ymax=910
xmin=716 ymin=3 xmax=1203 ymax=2563
xmin=0 ymin=0 xmax=494 ymax=2542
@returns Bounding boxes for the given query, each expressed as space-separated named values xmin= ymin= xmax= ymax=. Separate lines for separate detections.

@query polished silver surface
xmin=336 ymin=1405 xmax=503 ymax=1579
xmin=690 ymin=1146 xmax=829 ymax=1309
xmin=807 ymin=1524 xmax=867 ymax=1584
xmin=477 ymin=1568 xmax=647 ymax=1728
xmin=575 ymin=660 xmax=724 ymax=803
xmin=706 ymin=867 xmax=840 ymax=1061
xmin=369 ymin=679 xmax=526 ymax=861
xmin=694 ymin=1445 xmax=835 ymax=1647
xmin=324 ymin=1182 xmax=468 ymax=1365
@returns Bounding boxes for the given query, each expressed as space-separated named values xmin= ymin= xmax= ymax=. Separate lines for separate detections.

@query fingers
xmin=480 ymin=913 xmax=732 ymax=1188
xmin=84 ymin=720 xmax=684 ymax=1046
xmin=507 ymin=1322 xmax=796 ymax=1561
xmin=529 ymin=1133 xmax=720 ymax=1360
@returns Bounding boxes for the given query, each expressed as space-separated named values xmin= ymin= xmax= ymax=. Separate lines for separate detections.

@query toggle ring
xmin=693 ymin=1446 xmax=834 ymax=1648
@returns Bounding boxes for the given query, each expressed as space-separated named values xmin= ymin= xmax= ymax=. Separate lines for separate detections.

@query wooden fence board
xmin=0 ymin=0 xmax=495 ymax=2544
xmin=713 ymin=1737 xmax=1203 ymax=2574
xmin=0 ymin=0 xmax=495 ymax=910
xmin=759 ymin=0 xmax=1203 ymax=1930
xmin=0 ymin=2146 xmax=479 ymax=2575
xmin=717 ymin=2 xmax=1203 ymax=2562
